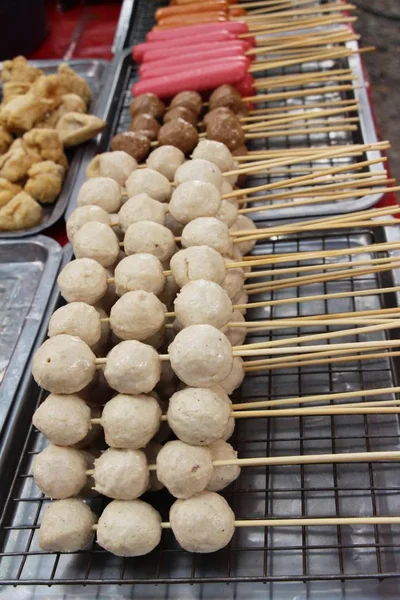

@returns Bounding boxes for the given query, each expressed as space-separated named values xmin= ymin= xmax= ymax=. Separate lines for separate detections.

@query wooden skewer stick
xmin=243 ymin=83 xmax=357 ymax=104
xmin=242 ymin=2 xmax=356 ymax=20
xmin=244 ymin=350 xmax=400 ymax=372
xmin=233 ymin=316 xmax=400 ymax=328
xmin=242 ymin=16 xmax=358 ymax=37
xmin=247 ymin=30 xmax=359 ymax=55
xmin=243 ymin=99 xmax=360 ymax=121
xmin=242 ymin=105 xmax=359 ymax=130
xmin=232 ymin=386 xmax=400 ymax=411
xmin=245 ymin=123 xmax=358 ymax=139
xmin=233 ymin=0 xmax=318 ymax=9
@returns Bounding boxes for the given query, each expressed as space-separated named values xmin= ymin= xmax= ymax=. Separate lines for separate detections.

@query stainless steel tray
xmin=1 ymin=227 xmax=400 ymax=597
xmin=0 ymin=235 xmax=62 ymax=462
xmin=0 ymin=58 xmax=110 ymax=239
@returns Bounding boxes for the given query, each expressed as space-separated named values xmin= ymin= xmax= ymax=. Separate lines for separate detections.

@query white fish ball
xmin=146 ymin=145 xmax=185 ymax=181
xmin=66 ymin=205 xmax=111 ymax=242
xmin=219 ymin=356 xmax=245 ymax=394
xmin=225 ymin=310 xmax=247 ymax=346
xmin=174 ymin=279 xmax=232 ymax=329
xmin=235 ymin=214 xmax=257 ymax=256
xmin=73 ymin=222 xmax=120 ymax=268
xmin=207 ymin=440 xmax=241 ymax=492
xmin=170 ymin=246 xmax=226 ymax=288
xmin=156 ymin=440 xmax=213 ymax=498
xmin=93 ymin=448 xmax=149 ymax=499
xmin=216 ymin=199 xmax=238 ymax=228
xmin=77 ymin=177 xmax=122 ymax=213
xmin=32 ymin=393 xmax=91 ymax=446
xmin=118 ymin=193 xmax=167 ymax=232
xmin=48 ymin=302 xmax=102 ymax=349
xmin=39 ymin=499 xmax=96 ymax=552
xmin=32 ymin=444 xmax=92 ymax=499
xmin=110 ymin=291 xmax=165 ymax=341
xmin=104 ymin=340 xmax=161 ymax=394
xmin=169 ymin=181 xmax=221 ymax=225
xmin=192 ymin=140 xmax=233 ymax=173
xmin=182 ymin=217 xmax=231 ymax=255
xmin=174 ymin=159 xmax=223 ymax=190
xmin=57 ymin=258 xmax=108 ymax=305
xmin=124 ymin=220 xmax=177 ymax=263
xmin=86 ymin=151 xmax=137 ymax=185
xmin=126 ymin=168 xmax=171 ymax=202
xmin=114 ymin=254 xmax=166 ymax=297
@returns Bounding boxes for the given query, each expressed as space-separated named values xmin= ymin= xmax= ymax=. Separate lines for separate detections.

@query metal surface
xmin=0 ymin=59 xmax=109 ymax=239
xmin=1 ymin=228 xmax=400 ymax=597
xmin=0 ymin=235 xmax=62 ymax=454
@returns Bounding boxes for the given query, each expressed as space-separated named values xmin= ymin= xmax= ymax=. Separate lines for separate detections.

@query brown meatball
xmin=158 ymin=118 xmax=199 ymax=155
xmin=209 ymin=85 xmax=244 ymax=113
xmin=236 ymin=102 xmax=249 ymax=118
xmin=206 ymin=114 xmax=245 ymax=152
xmin=111 ymin=132 xmax=151 ymax=162
xmin=130 ymin=113 xmax=160 ymax=141
xmin=203 ymin=107 xmax=235 ymax=127
xmin=130 ymin=93 xmax=166 ymax=120
xmin=170 ymin=91 xmax=203 ymax=116
xmin=232 ymin=144 xmax=248 ymax=157
xmin=164 ymin=106 xmax=197 ymax=128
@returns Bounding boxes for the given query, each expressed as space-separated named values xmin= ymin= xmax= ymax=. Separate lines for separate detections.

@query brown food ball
xmin=130 ymin=93 xmax=165 ymax=120
xmin=206 ymin=114 xmax=245 ymax=152
xmin=130 ymin=113 xmax=160 ymax=141
xmin=232 ymin=144 xmax=248 ymax=157
xmin=236 ymin=102 xmax=249 ymax=118
xmin=170 ymin=91 xmax=203 ymax=116
xmin=158 ymin=118 xmax=199 ymax=155
xmin=209 ymin=84 xmax=244 ymax=113
xmin=164 ymin=106 xmax=197 ymax=128
xmin=203 ymin=107 xmax=235 ymax=128
xmin=111 ymin=132 xmax=151 ymax=162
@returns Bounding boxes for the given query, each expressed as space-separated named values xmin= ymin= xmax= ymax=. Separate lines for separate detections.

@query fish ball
xmin=235 ymin=215 xmax=257 ymax=256
xmin=48 ymin=302 xmax=101 ymax=349
xmin=182 ymin=217 xmax=231 ymax=255
xmin=169 ymin=181 xmax=221 ymax=225
xmin=39 ymin=499 xmax=96 ymax=552
xmin=118 ymin=193 xmax=167 ymax=232
xmin=156 ymin=440 xmax=213 ymax=499
xmin=124 ymin=220 xmax=177 ymax=263
xmin=174 ymin=280 xmax=232 ymax=329
xmin=32 ymin=335 xmax=96 ymax=394
xmin=97 ymin=499 xmax=162 ymax=557
xmin=207 ymin=440 xmax=241 ymax=492
xmin=93 ymin=448 xmax=149 ymax=499
xmin=66 ymin=205 xmax=111 ymax=242
xmin=104 ymin=340 xmax=161 ymax=394
xmin=110 ymin=291 xmax=165 ymax=341
xmin=32 ymin=444 xmax=92 ymax=499
xmin=73 ymin=222 xmax=119 ymax=268
xmin=170 ymin=491 xmax=235 ymax=553
xmin=126 ymin=168 xmax=171 ymax=202
xmin=167 ymin=387 xmax=231 ymax=446
xmin=86 ymin=151 xmax=137 ymax=186
xmin=146 ymin=145 xmax=185 ymax=181
xmin=216 ymin=199 xmax=238 ymax=228
xmin=158 ymin=274 xmax=179 ymax=307
xmin=57 ymin=258 xmax=108 ymax=305
xmin=221 ymin=258 xmax=244 ymax=300
xmin=101 ymin=393 xmax=161 ymax=449
xmin=222 ymin=417 xmax=235 ymax=441
xmin=77 ymin=177 xmax=122 ymax=213
xmin=169 ymin=325 xmax=233 ymax=387
xmin=219 ymin=356 xmax=245 ymax=394
xmin=192 ymin=140 xmax=233 ymax=173
xmin=225 ymin=310 xmax=247 ymax=346
xmin=174 ymin=159 xmax=223 ymax=190
xmin=170 ymin=246 xmax=226 ymax=288
xmin=114 ymin=254 xmax=166 ymax=297
xmin=32 ymin=393 xmax=91 ymax=446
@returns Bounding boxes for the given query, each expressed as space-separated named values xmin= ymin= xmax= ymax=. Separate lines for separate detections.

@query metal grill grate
xmin=1 ymin=230 xmax=400 ymax=588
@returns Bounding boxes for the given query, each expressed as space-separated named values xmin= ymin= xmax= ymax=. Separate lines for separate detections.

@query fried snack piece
xmin=0 ymin=178 xmax=22 ymax=207
xmin=0 ymin=94 xmax=53 ymax=134
xmin=0 ymin=125 xmax=13 ymax=155
xmin=0 ymin=191 xmax=43 ymax=230
xmin=0 ymin=139 xmax=35 ymax=182
xmin=25 ymin=161 xmax=65 ymax=204
xmin=2 ymin=81 xmax=31 ymax=104
xmin=23 ymin=129 xmax=68 ymax=169
xmin=57 ymin=64 xmax=92 ymax=106
xmin=39 ymin=94 xmax=87 ymax=128
xmin=56 ymin=112 xmax=106 ymax=148
xmin=31 ymin=75 xmax=64 ymax=111
xmin=1 ymin=56 xmax=43 ymax=84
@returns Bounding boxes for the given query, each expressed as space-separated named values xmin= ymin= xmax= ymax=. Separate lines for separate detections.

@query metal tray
xmin=0 ymin=58 xmax=109 ymax=239
xmin=1 ymin=226 xmax=400 ymax=598
xmin=0 ymin=236 xmax=62 ymax=487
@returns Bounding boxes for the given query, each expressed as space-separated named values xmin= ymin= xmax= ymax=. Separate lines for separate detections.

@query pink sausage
xmin=133 ymin=30 xmax=238 ymax=62
xmin=142 ymin=39 xmax=251 ymax=63
xmin=139 ymin=45 xmax=249 ymax=76
xmin=146 ymin=21 xmax=248 ymax=42
xmin=235 ymin=73 xmax=256 ymax=97
xmin=132 ymin=60 xmax=248 ymax=98
xmin=141 ymin=56 xmax=251 ymax=80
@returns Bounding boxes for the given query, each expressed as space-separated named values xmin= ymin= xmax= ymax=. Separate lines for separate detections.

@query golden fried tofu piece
xmin=0 ymin=190 xmax=43 ymax=230
xmin=25 ymin=160 xmax=65 ymax=204
xmin=22 ymin=129 xmax=68 ymax=169
xmin=2 ymin=81 xmax=31 ymax=104
xmin=1 ymin=56 xmax=43 ymax=84
xmin=0 ymin=93 xmax=53 ymax=134
xmin=0 ymin=178 xmax=21 ymax=207
xmin=0 ymin=139 xmax=35 ymax=182
xmin=0 ymin=125 xmax=13 ymax=154
xmin=56 ymin=112 xmax=106 ymax=148
xmin=38 ymin=93 xmax=87 ymax=128
xmin=30 ymin=74 xmax=63 ymax=111
xmin=57 ymin=63 xmax=92 ymax=106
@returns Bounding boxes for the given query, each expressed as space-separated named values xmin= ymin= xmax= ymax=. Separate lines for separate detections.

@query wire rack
xmin=1 ymin=229 xmax=400 ymax=589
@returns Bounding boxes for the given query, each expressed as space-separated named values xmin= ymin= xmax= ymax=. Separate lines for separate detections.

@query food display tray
xmin=0 ymin=58 xmax=109 ymax=239
xmin=0 ymin=236 xmax=62 ymax=501
xmin=2 ymin=226 xmax=400 ymax=598
xmin=107 ymin=0 xmax=383 ymax=222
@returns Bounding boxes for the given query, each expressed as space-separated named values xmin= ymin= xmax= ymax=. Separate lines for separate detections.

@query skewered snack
xmin=48 ymin=302 xmax=102 ymax=349
xmin=73 ymin=221 xmax=120 ymax=267
xmin=157 ymin=118 xmax=199 ymax=153
xmin=93 ymin=448 xmax=149 ymax=500
xmin=181 ymin=216 xmax=232 ymax=254
xmin=103 ymin=340 xmax=161 ymax=395
xmin=146 ymin=145 xmax=185 ymax=181
xmin=169 ymin=180 xmax=221 ymax=223
xmin=32 ymin=394 xmax=93 ymax=447
xmin=66 ymin=205 xmax=111 ymax=241
xmin=130 ymin=113 xmax=160 ymax=141
xmin=39 ymin=498 xmax=96 ymax=553
xmin=170 ymin=245 xmax=226 ymax=287
xmin=111 ymin=131 xmax=151 ymax=162
xmin=57 ymin=258 xmax=108 ymax=304
xmin=207 ymin=440 xmax=240 ymax=492
xmin=114 ymin=253 xmax=166 ymax=296
xmin=125 ymin=167 xmax=171 ymax=202
xmin=109 ymin=291 xmax=165 ymax=341
xmin=164 ymin=106 xmax=198 ymax=127
xmin=192 ymin=139 xmax=234 ymax=172
xmin=124 ymin=221 xmax=177 ymax=262
xmin=86 ymin=151 xmax=137 ymax=185
xmin=174 ymin=158 xmax=223 ymax=189
xmin=118 ymin=194 xmax=167 ymax=231
xmin=130 ymin=93 xmax=166 ymax=120
xmin=77 ymin=177 xmax=123 ymax=213
xmin=156 ymin=440 xmax=213 ymax=498
xmin=174 ymin=279 xmax=232 ymax=328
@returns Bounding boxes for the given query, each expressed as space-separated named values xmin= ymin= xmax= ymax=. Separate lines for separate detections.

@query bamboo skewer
xmin=242 ymin=16 xmax=358 ymax=37
xmin=242 ymin=105 xmax=360 ymax=130
xmin=242 ymin=2 xmax=356 ymax=21
xmin=247 ymin=31 xmax=359 ymax=56
xmin=242 ymin=100 xmax=361 ymax=121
